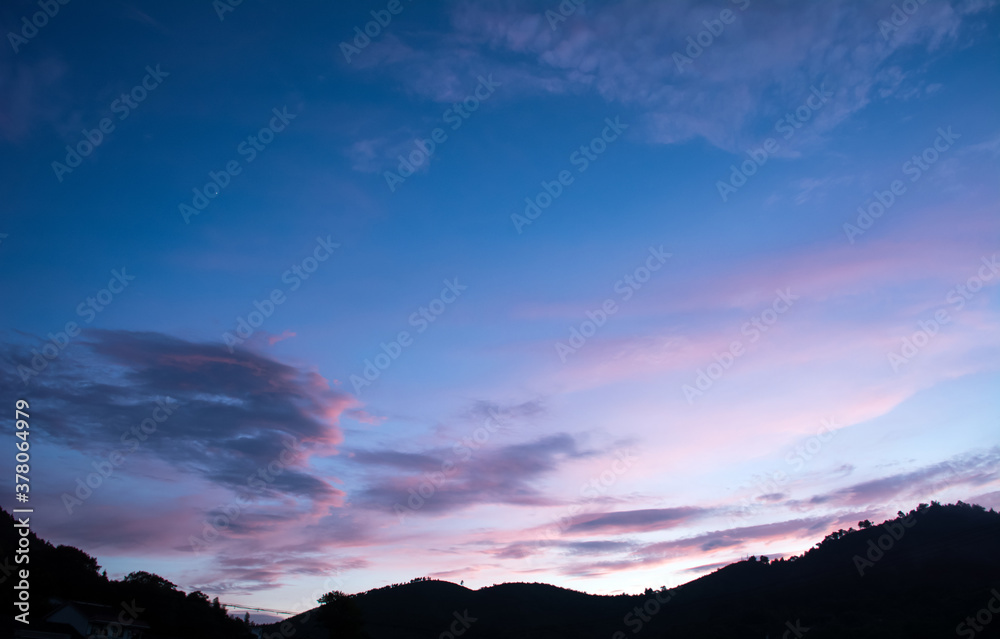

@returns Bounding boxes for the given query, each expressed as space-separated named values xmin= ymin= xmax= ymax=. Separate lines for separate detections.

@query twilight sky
xmin=1 ymin=0 xmax=999 ymax=614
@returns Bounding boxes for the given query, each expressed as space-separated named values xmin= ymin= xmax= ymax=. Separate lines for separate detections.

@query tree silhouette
xmin=53 ymin=544 xmax=101 ymax=575
xmin=123 ymin=570 xmax=178 ymax=591
xmin=317 ymin=590 xmax=368 ymax=639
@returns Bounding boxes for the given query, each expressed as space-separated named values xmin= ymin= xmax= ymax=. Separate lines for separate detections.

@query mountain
xmin=3 ymin=502 xmax=998 ymax=638
xmin=269 ymin=501 xmax=1000 ymax=639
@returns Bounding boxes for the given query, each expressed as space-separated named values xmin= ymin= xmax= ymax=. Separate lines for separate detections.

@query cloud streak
xmin=349 ymin=0 xmax=995 ymax=151
xmin=355 ymin=433 xmax=596 ymax=514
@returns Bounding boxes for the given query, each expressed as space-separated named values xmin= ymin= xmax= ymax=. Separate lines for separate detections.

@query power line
xmin=221 ymin=603 xmax=298 ymax=616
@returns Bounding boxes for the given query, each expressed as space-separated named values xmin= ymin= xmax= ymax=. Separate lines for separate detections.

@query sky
xmin=1 ymin=0 xmax=999 ymax=615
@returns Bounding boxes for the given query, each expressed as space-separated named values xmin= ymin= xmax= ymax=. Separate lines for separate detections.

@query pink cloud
xmin=268 ymin=330 xmax=297 ymax=345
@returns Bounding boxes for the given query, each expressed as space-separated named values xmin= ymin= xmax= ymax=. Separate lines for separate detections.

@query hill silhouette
xmin=274 ymin=501 xmax=1000 ymax=639
xmin=0 ymin=508 xmax=252 ymax=639
xmin=3 ymin=502 xmax=998 ymax=638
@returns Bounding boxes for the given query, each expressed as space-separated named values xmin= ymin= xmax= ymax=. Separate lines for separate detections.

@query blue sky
xmin=1 ymin=0 xmax=999 ymax=614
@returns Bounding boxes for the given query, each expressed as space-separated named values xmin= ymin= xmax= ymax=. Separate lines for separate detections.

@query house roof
xmin=13 ymin=620 xmax=87 ymax=638
xmin=45 ymin=601 xmax=151 ymax=628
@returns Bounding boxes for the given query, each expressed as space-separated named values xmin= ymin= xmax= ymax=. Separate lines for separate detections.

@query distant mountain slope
xmin=278 ymin=580 xmax=641 ymax=639
xmin=3 ymin=502 xmax=997 ymax=638
xmin=273 ymin=502 xmax=1000 ymax=639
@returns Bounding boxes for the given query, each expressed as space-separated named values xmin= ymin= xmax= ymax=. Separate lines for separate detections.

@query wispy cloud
xmin=561 ymin=507 xmax=713 ymax=535
xmin=809 ymin=447 xmax=1000 ymax=508
xmin=355 ymin=433 xmax=596 ymax=514
xmin=348 ymin=0 xmax=995 ymax=151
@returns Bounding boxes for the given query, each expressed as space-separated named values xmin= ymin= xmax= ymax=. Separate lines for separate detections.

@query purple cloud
xmin=812 ymin=447 xmax=1000 ymax=507
xmin=2 ymin=329 xmax=351 ymax=500
xmin=563 ymin=507 xmax=713 ymax=535
xmin=354 ymin=433 xmax=594 ymax=514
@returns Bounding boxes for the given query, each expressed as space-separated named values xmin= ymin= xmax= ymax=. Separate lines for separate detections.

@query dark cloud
xmin=810 ymin=448 xmax=1000 ymax=508
xmin=647 ymin=517 xmax=836 ymax=555
xmin=187 ymin=554 xmax=368 ymax=597
xmin=498 ymin=539 xmax=635 ymax=559
xmin=0 ymin=329 xmax=351 ymax=505
xmin=355 ymin=433 xmax=593 ymax=514
xmin=167 ymin=507 xmax=378 ymax=599
xmin=682 ymin=561 xmax=731 ymax=574
xmin=483 ymin=506 xmax=717 ymax=566
xmin=563 ymin=507 xmax=712 ymax=535
xmin=556 ymin=515 xmax=834 ymax=578
xmin=559 ymin=540 xmax=634 ymax=556
xmin=350 ymin=450 xmax=443 ymax=472
xmin=490 ymin=539 xmax=636 ymax=560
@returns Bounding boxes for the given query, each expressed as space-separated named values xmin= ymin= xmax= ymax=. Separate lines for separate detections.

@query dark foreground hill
xmin=270 ymin=502 xmax=1000 ymax=639
xmin=3 ymin=502 xmax=999 ymax=638
xmin=0 ymin=507 xmax=252 ymax=639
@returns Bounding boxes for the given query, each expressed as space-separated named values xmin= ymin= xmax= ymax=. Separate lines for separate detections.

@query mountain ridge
xmin=270 ymin=501 xmax=1000 ymax=638
xmin=3 ymin=501 xmax=998 ymax=638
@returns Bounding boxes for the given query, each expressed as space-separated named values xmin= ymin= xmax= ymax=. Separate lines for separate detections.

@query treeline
xmin=349 ymin=575 xmax=436 ymax=597
xmin=0 ymin=508 xmax=252 ymax=638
